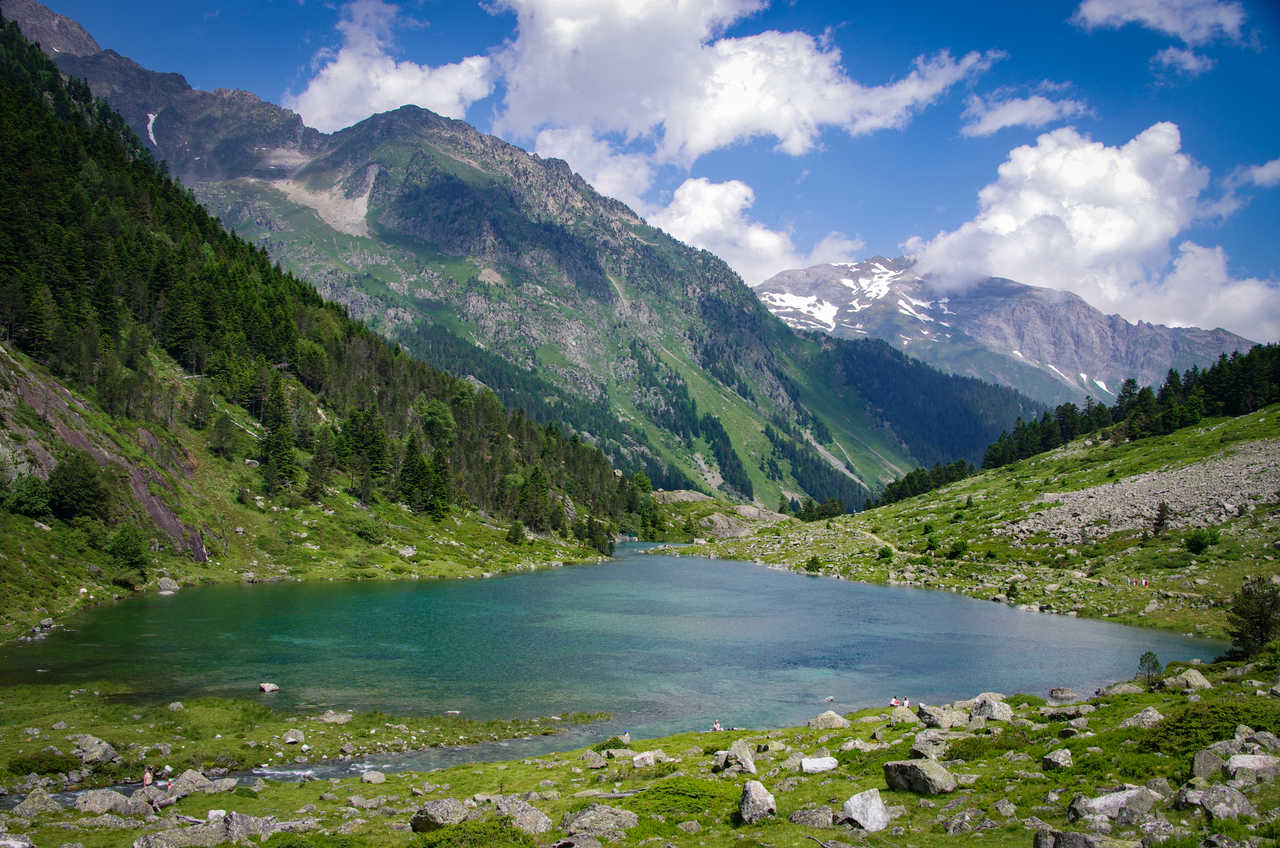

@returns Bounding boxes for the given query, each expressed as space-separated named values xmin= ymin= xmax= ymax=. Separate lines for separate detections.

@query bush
xmin=1228 ymin=577 xmax=1280 ymax=657
xmin=48 ymin=449 xmax=110 ymax=521
xmin=413 ymin=820 xmax=537 ymax=848
xmin=1139 ymin=700 xmax=1280 ymax=756
xmin=946 ymin=728 xmax=1039 ymax=762
xmin=6 ymin=474 xmax=51 ymax=516
xmin=591 ymin=736 xmax=628 ymax=752
xmin=625 ymin=775 xmax=738 ymax=818
xmin=8 ymin=750 xmax=81 ymax=775
xmin=877 ymin=546 xmax=893 ymax=560
xmin=353 ymin=520 xmax=384 ymax=545
xmin=803 ymin=555 xmax=821 ymax=572
xmin=1184 ymin=527 xmax=1220 ymax=554
xmin=945 ymin=539 xmax=969 ymax=559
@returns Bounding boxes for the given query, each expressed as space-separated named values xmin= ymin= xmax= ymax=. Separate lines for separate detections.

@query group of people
xmin=888 ymin=696 xmax=911 ymax=707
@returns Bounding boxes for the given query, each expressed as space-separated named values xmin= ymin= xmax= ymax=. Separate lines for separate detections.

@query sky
xmin=43 ymin=0 xmax=1280 ymax=342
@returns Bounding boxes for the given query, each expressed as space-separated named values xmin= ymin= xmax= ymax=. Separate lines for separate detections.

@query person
xmin=712 ymin=719 xmax=722 ymax=732
xmin=889 ymin=696 xmax=901 ymax=707
xmin=142 ymin=765 xmax=154 ymax=787
xmin=903 ymin=698 xmax=910 ymax=708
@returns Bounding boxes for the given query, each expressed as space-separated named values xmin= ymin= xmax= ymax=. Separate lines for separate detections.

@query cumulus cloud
xmin=1071 ymin=0 xmax=1246 ymax=45
xmin=1150 ymin=46 xmax=1217 ymax=76
xmin=908 ymin=122 xmax=1280 ymax=340
xmin=650 ymin=178 xmax=863 ymax=285
xmin=285 ymin=0 xmax=493 ymax=132
xmin=960 ymin=92 xmax=1091 ymax=137
xmin=492 ymin=0 xmax=998 ymax=166
xmin=1234 ymin=157 xmax=1280 ymax=188
xmin=533 ymin=128 xmax=655 ymax=211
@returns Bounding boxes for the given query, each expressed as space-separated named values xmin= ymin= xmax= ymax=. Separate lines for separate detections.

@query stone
xmin=808 ymin=710 xmax=850 ymax=730
xmin=1043 ymin=749 xmax=1073 ymax=770
xmin=70 ymin=734 xmax=119 ymax=765
xmin=318 ymin=710 xmax=352 ymax=724
xmin=578 ymin=750 xmax=607 ymax=769
xmin=1048 ymin=688 xmax=1077 ymax=701
xmin=994 ymin=798 xmax=1016 ymax=817
xmin=721 ymin=739 xmax=756 ymax=775
xmin=917 ymin=704 xmax=966 ymax=729
xmin=676 ymin=820 xmax=701 ymax=833
xmin=410 ymin=799 xmax=469 ymax=832
xmin=259 ymin=683 xmax=279 ymax=693
xmin=842 ymin=788 xmax=889 ymax=832
xmin=737 ymin=780 xmax=776 ymax=823
xmin=561 ymin=804 xmax=639 ymax=837
xmin=909 ymin=729 xmax=953 ymax=760
xmin=631 ymin=751 xmax=655 ymax=768
xmin=801 ymin=756 xmax=838 ymax=773
xmin=168 ymin=702 xmax=184 ymax=711
xmin=495 ymin=795 xmax=552 ymax=835
xmin=361 ymin=771 xmax=386 ymax=784
xmin=282 ymin=729 xmax=305 ymax=745
xmin=883 ymin=759 xmax=957 ymax=794
xmin=1101 ymin=682 xmax=1144 ymax=696
xmin=889 ymin=706 xmax=922 ymax=726
xmin=1163 ymin=668 xmax=1212 ymax=691
xmin=167 ymin=769 xmax=214 ymax=799
xmin=1176 ymin=783 xmax=1256 ymax=820
xmin=1118 ymin=707 xmax=1164 ymax=729
xmin=13 ymin=787 xmax=62 ymax=818
xmin=972 ymin=696 xmax=1013 ymax=722
xmin=1032 ymin=829 xmax=1132 ymax=847
xmin=1067 ymin=788 xmax=1158 ymax=823
xmin=156 ymin=577 xmax=180 ymax=593
xmin=0 ymin=836 xmax=33 ymax=848
xmin=75 ymin=788 xmax=131 ymax=815
xmin=1224 ymin=753 xmax=1280 ymax=781
xmin=789 ymin=806 xmax=834 ymax=828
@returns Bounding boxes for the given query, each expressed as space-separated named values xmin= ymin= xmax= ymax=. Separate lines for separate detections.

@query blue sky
xmin=46 ymin=0 xmax=1280 ymax=340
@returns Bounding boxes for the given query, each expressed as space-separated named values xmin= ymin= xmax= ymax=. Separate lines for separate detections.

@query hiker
xmin=712 ymin=719 xmax=722 ymax=732
xmin=889 ymin=696 xmax=901 ymax=707
xmin=142 ymin=765 xmax=154 ymax=787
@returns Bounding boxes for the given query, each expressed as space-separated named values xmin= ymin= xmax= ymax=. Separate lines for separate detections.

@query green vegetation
xmin=1228 ymin=577 xmax=1280 ymax=658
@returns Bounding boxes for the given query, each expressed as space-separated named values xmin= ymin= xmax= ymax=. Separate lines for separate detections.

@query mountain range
xmin=754 ymin=258 xmax=1254 ymax=407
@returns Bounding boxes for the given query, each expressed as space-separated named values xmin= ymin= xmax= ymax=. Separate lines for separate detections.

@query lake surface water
xmin=1 ymin=547 xmax=1220 ymax=741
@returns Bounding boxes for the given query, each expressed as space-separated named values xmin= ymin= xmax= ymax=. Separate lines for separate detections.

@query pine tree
xmin=260 ymin=374 xmax=296 ymax=490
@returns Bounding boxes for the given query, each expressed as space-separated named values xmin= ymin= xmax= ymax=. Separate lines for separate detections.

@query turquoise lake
xmin=0 ymin=547 xmax=1220 ymax=739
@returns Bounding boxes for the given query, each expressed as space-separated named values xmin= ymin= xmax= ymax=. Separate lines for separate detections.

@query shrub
xmin=945 ymin=540 xmax=969 ymax=559
xmin=48 ymin=449 xmax=110 ymax=521
xmin=945 ymin=728 xmax=1038 ymax=762
xmin=353 ymin=520 xmax=385 ymax=544
xmin=1184 ymin=527 xmax=1220 ymax=554
xmin=413 ymin=820 xmax=537 ymax=848
xmin=591 ymin=736 xmax=628 ymax=752
xmin=6 ymin=474 xmax=51 ymax=516
xmin=803 ymin=555 xmax=821 ymax=572
xmin=1139 ymin=700 xmax=1280 ymax=756
xmin=1228 ymin=577 xmax=1280 ymax=657
xmin=8 ymin=750 xmax=81 ymax=775
xmin=877 ymin=546 xmax=893 ymax=561
xmin=625 ymin=776 xmax=738 ymax=818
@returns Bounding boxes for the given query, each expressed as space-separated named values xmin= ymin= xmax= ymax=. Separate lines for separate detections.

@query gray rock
xmin=1176 ymin=783 xmax=1256 ymax=820
xmin=131 ymin=811 xmax=317 ymax=848
xmin=1118 ymin=707 xmax=1164 ymax=729
xmin=972 ymin=696 xmax=1013 ymax=722
xmin=360 ymin=771 xmax=386 ymax=784
xmin=800 ymin=756 xmax=838 ymax=774
xmin=282 ymin=729 xmax=304 ymax=745
xmin=676 ymin=820 xmax=701 ymax=833
xmin=410 ymin=799 xmax=469 ymax=832
xmin=1067 ymin=788 xmax=1158 ymax=822
xmin=1043 ymin=748 xmax=1073 ymax=770
xmin=1101 ymin=682 xmax=1144 ymax=696
xmin=1163 ymin=668 xmax=1211 ymax=691
xmin=720 ymin=739 xmax=756 ymax=775
xmin=883 ymin=759 xmax=957 ymax=794
xmin=808 ymin=710 xmax=850 ymax=730
xmin=495 ymin=795 xmax=552 ymax=835
xmin=889 ymin=706 xmax=921 ymax=726
xmin=916 ymin=704 xmax=966 ymax=729
xmin=788 ymin=806 xmax=833 ymax=828
xmin=561 ymin=804 xmax=638 ymax=837
xmin=1224 ymin=753 xmax=1280 ymax=781
xmin=259 ymin=682 xmax=279 ymax=693
xmin=75 ymin=788 xmax=131 ymax=815
xmin=994 ymin=798 xmax=1016 ymax=817
xmin=578 ymin=749 xmax=607 ymax=769
xmin=1048 ymin=688 xmax=1077 ymax=701
xmin=738 ymin=780 xmax=775 ymax=823
xmin=0 ymin=835 xmax=34 ymax=847
xmin=70 ymin=734 xmax=119 ymax=765
xmin=168 ymin=702 xmax=184 ymax=712
xmin=1032 ymin=829 xmax=1126 ymax=847
xmin=318 ymin=710 xmax=352 ymax=724
xmin=13 ymin=787 xmax=62 ymax=818
xmin=842 ymin=787 xmax=889 ymax=832
xmin=167 ymin=769 xmax=214 ymax=800
xmin=156 ymin=577 xmax=180 ymax=593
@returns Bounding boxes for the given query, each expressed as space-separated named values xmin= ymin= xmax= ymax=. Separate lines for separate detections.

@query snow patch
xmin=760 ymin=292 xmax=839 ymax=330
xmin=1012 ymin=350 xmax=1024 ymax=359
xmin=1093 ymin=377 xmax=1110 ymax=394
xmin=896 ymin=298 xmax=934 ymax=323
xmin=1046 ymin=364 xmax=1068 ymax=381
xmin=146 ymin=112 xmax=158 ymax=147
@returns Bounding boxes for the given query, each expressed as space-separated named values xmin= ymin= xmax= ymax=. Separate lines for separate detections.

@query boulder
xmin=13 ymin=787 xmax=62 ymax=818
xmin=801 ymin=756 xmax=838 ymax=774
xmin=1225 ymin=753 xmax=1280 ymax=781
xmin=131 ymin=811 xmax=318 ymax=847
xmin=808 ymin=710 xmax=850 ymax=730
xmin=994 ymin=798 xmax=1017 ymax=817
xmin=1163 ymin=668 xmax=1211 ymax=691
xmin=318 ymin=710 xmax=352 ymax=724
xmin=1176 ymin=783 xmax=1256 ymax=820
xmin=156 ymin=577 xmax=180 ymax=593
xmin=889 ymin=706 xmax=922 ymax=726
xmin=578 ymin=750 xmax=607 ymax=769
xmin=716 ymin=739 xmax=756 ymax=775
xmin=0 ymin=835 xmax=34 ymax=847
xmin=1048 ymin=688 xmax=1077 ymax=701
xmin=70 ymin=734 xmax=119 ymax=765
xmin=410 ymin=798 xmax=469 ymax=832
xmin=259 ymin=682 xmax=279 ymax=693
xmin=167 ymin=769 xmax=214 ymax=799
xmin=788 ymin=806 xmax=833 ymax=828
xmin=361 ymin=771 xmax=386 ymax=784
xmin=1033 ymin=829 xmax=1137 ymax=847
xmin=1118 ymin=707 xmax=1163 ymax=729
xmin=631 ymin=751 xmax=655 ymax=768
xmin=883 ymin=759 xmax=957 ymax=794
xmin=561 ymin=804 xmax=638 ymax=838
xmin=738 ymin=780 xmax=775 ymax=823
xmin=972 ymin=696 xmax=1014 ymax=722
xmin=1043 ymin=749 xmax=1073 ymax=770
xmin=75 ymin=788 xmax=131 ymax=815
xmin=495 ymin=795 xmax=552 ymax=835
xmin=1101 ymin=682 xmax=1144 ymax=696
xmin=917 ymin=704 xmax=966 ymax=729
xmin=909 ymin=729 xmax=955 ymax=760
xmin=842 ymin=788 xmax=889 ymax=832
xmin=1067 ymin=788 xmax=1158 ymax=823
xmin=282 ymin=729 xmax=305 ymax=745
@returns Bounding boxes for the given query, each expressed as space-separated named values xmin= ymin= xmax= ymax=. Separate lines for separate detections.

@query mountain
xmin=755 ymin=257 xmax=1255 ymax=407
xmin=8 ymin=1 xmax=1042 ymax=507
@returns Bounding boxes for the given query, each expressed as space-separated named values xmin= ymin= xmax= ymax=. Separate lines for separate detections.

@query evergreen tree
xmin=304 ymin=426 xmax=336 ymax=501
xmin=260 ymin=375 xmax=296 ymax=490
xmin=48 ymin=449 xmax=109 ymax=522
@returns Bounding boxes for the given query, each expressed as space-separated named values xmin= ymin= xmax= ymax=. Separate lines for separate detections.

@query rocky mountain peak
xmin=0 ymin=0 xmax=98 ymax=56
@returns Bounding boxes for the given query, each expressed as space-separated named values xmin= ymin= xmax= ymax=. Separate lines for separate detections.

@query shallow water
xmin=1 ymin=546 xmax=1220 ymax=738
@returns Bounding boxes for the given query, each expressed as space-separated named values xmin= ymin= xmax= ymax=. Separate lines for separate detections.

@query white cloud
xmin=1150 ymin=46 xmax=1217 ymax=76
xmin=1237 ymin=157 xmax=1280 ymax=188
xmin=908 ymin=122 xmax=1280 ymax=341
xmin=960 ymin=93 xmax=1091 ymax=137
xmin=1072 ymin=0 xmax=1246 ymax=45
xmin=650 ymin=178 xmax=863 ymax=285
xmin=492 ymin=0 xmax=999 ymax=166
xmin=285 ymin=0 xmax=493 ymax=133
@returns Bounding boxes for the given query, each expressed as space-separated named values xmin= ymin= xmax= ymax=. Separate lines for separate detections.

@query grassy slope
xmin=0 ymin=344 xmax=605 ymax=642
xmin=9 ymin=658 xmax=1280 ymax=847
xmin=690 ymin=405 xmax=1280 ymax=639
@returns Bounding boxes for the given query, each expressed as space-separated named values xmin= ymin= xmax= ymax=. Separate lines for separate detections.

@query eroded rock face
xmin=71 ymin=733 xmax=119 ymax=765
xmin=738 ymin=780 xmax=776 ymax=823
xmin=842 ymin=787 xmax=889 ymax=832
xmin=883 ymin=759 xmax=957 ymax=794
